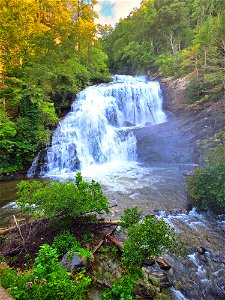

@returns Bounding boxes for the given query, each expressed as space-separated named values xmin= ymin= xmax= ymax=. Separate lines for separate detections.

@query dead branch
xmin=13 ymin=215 xmax=26 ymax=248
xmin=95 ymin=230 xmax=124 ymax=249
xmin=92 ymin=226 xmax=117 ymax=254
xmin=94 ymin=220 xmax=120 ymax=225
xmin=92 ymin=239 xmax=105 ymax=255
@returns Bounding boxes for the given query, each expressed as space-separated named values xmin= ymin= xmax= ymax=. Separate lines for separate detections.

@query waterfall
xmin=28 ymin=75 xmax=166 ymax=177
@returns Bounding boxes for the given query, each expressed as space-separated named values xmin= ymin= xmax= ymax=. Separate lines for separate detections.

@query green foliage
xmin=186 ymin=71 xmax=224 ymax=104
xmin=154 ymin=53 xmax=175 ymax=76
xmin=0 ymin=244 xmax=91 ymax=300
xmin=16 ymin=172 xmax=109 ymax=219
xmin=103 ymin=0 xmax=225 ymax=100
xmin=188 ymin=164 xmax=225 ymax=213
xmin=206 ymin=143 xmax=225 ymax=166
xmin=120 ymin=207 xmax=142 ymax=230
xmin=122 ymin=214 xmax=177 ymax=267
xmin=188 ymin=138 xmax=225 ymax=213
xmin=0 ymin=108 xmax=18 ymax=174
xmin=100 ymin=274 xmax=138 ymax=300
xmin=0 ymin=0 xmax=110 ymax=175
xmin=52 ymin=230 xmax=81 ymax=256
xmin=52 ymin=230 xmax=92 ymax=259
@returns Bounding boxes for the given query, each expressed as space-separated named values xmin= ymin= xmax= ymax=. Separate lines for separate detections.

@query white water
xmin=170 ymin=287 xmax=189 ymax=300
xmin=28 ymin=75 xmax=166 ymax=177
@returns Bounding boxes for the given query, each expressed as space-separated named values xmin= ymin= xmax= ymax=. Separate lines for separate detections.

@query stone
xmin=60 ymin=251 xmax=86 ymax=271
xmin=123 ymin=121 xmax=134 ymax=127
xmin=207 ymin=279 xmax=225 ymax=299
xmin=134 ymin=279 xmax=155 ymax=299
xmin=197 ymin=246 xmax=206 ymax=255
xmin=156 ymin=257 xmax=171 ymax=270
xmin=210 ymin=254 xmax=225 ymax=264
xmin=147 ymin=271 xmax=172 ymax=288
xmin=0 ymin=286 xmax=14 ymax=300
xmin=142 ymin=258 xmax=155 ymax=267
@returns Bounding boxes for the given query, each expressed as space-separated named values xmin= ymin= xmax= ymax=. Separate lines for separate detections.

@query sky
xmin=95 ymin=0 xmax=142 ymax=26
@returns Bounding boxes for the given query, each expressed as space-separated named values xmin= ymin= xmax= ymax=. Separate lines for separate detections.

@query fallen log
xmin=95 ymin=230 xmax=124 ymax=249
xmin=92 ymin=226 xmax=117 ymax=254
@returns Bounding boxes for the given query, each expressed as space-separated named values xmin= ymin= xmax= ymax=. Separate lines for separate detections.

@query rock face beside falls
xmin=28 ymin=75 xmax=166 ymax=177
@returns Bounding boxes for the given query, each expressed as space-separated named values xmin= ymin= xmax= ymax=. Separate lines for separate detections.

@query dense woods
xmin=0 ymin=0 xmax=110 ymax=175
xmin=103 ymin=0 xmax=225 ymax=103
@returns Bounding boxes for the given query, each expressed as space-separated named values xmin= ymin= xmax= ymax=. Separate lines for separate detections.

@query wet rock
xmin=142 ymin=266 xmax=172 ymax=288
xmin=197 ymin=246 xmax=206 ymax=255
xmin=211 ymin=269 xmax=225 ymax=280
xmin=198 ymin=253 xmax=207 ymax=263
xmin=207 ymin=278 xmax=225 ymax=299
xmin=123 ymin=121 xmax=134 ymax=127
xmin=134 ymin=279 xmax=155 ymax=299
xmin=156 ymin=257 xmax=171 ymax=270
xmin=210 ymin=254 xmax=225 ymax=264
xmin=142 ymin=258 xmax=155 ymax=267
xmin=60 ymin=251 xmax=87 ymax=271
xmin=148 ymin=271 xmax=172 ymax=288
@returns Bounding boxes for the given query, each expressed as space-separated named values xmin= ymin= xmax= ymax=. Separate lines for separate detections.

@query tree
xmin=0 ymin=0 xmax=110 ymax=175
xmin=16 ymin=172 xmax=109 ymax=219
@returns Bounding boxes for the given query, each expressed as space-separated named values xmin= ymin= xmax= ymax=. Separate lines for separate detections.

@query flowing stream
xmin=1 ymin=75 xmax=224 ymax=299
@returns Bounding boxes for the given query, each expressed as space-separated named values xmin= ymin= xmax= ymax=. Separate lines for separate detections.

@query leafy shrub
xmin=16 ymin=172 xmax=109 ymax=219
xmin=154 ymin=52 xmax=184 ymax=77
xmin=188 ymin=164 xmax=225 ymax=213
xmin=52 ymin=230 xmax=81 ymax=256
xmin=100 ymin=274 xmax=138 ymax=300
xmin=186 ymin=73 xmax=224 ymax=104
xmin=0 ymin=244 xmax=91 ymax=300
xmin=122 ymin=215 xmax=177 ymax=267
xmin=120 ymin=207 xmax=142 ymax=230
xmin=186 ymin=79 xmax=203 ymax=103
xmin=52 ymin=230 xmax=92 ymax=259
xmin=206 ymin=143 xmax=225 ymax=166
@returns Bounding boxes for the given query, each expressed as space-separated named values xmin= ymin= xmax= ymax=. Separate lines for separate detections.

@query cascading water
xmin=28 ymin=75 xmax=166 ymax=176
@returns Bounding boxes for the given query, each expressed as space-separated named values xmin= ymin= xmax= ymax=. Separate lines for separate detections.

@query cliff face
xmin=161 ymin=74 xmax=225 ymax=132
xmin=160 ymin=74 xmax=193 ymax=111
xmin=159 ymin=74 xmax=225 ymax=164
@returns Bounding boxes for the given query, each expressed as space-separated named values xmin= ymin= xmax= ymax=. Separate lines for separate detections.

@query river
xmin=0 ymin=75 xmax=224 ymax=299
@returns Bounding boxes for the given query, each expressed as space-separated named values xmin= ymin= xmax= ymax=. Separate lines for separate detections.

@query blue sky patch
xmin=101 ymin=1 xmax=115 ymax=17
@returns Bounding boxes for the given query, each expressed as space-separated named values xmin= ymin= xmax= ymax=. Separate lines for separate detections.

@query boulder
xmin=134 ymin=279 xmax=156 ymax=299
xmin=197 ymin=246 xmax=206 ymax=255
xmin=142 ymin=266 xmax=172 ymax=288
xmin=148 ymin=271 xmax=172 ymax=288
xmin=156 ymin=257 xmax=171 ymax=270
xmin=0 ymin=286 xmax=14 ymax=300
xmin=123 ymin=121 xmax=134 ymax=127
xmin=142 ymin=258 xmax=155 ymax=267
xmin=60 ymin=251 xmax=87 ymax=271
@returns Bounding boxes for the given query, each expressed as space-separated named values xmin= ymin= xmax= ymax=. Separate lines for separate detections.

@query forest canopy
xmin=103 ymin=0 xmax=225 ymax=103
xmin=0 ymin=0 xmax=110 ymax=175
